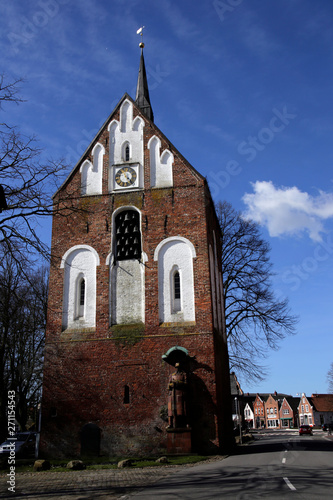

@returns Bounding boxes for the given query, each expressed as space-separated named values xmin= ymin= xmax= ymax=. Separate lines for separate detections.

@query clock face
xmin=115 ymin=166 xmax=137 ymax=187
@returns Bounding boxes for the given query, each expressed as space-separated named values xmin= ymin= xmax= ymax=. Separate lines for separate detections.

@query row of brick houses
xmin=230 ymin=377 xmax=333 ymax=429
xmin=240 ymin=393 xmax=333 ymax=429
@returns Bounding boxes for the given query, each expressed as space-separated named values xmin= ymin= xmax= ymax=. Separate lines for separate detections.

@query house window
xmin=283 ymin=409 xmax=289 ymax=415
xmin=115 ymin=210 xmax=141 ymax=261
xmin=301 ymin=405 xmax=304 ymax=412
xmin=305 ymin=404 xmax=309 ymax=412
xmin=270 ymin=408 xmax=273 ymax=414
xmin=172 ymin=269 xmax=181 ymax=312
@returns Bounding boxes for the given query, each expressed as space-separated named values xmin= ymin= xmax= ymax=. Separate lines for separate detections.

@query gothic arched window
xmin=115 ymin=210 xmax=141 ymax=261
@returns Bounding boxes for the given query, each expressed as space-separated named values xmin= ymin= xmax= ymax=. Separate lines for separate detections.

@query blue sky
xmin=1 ymin=0 xmax=333 ymax=397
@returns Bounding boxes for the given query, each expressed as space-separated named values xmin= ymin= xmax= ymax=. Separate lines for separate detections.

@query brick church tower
xmin=41 ymin=45 xmax=234 ymax=457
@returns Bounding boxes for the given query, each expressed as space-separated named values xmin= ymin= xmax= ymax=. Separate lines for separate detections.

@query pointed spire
xmin=135 ymin=44 xmax=154 ymax=122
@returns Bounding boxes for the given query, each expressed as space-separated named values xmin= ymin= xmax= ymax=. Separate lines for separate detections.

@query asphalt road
xmin=126 ymin=430 xmax=333 ymax=499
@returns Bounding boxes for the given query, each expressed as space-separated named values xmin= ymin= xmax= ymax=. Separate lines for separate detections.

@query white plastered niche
xmin=148 ymin=135 xmax=173 ymax=188
xmin=80 ymin=143 xmax=105 ymax=195
xmin=154 ymin=237 xmax=196 ymax=324
xmin=61 ymin=245 xmax=100 ymax=330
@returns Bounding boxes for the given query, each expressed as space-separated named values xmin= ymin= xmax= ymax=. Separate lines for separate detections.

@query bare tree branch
xmin=0 ymin=247 xmax=48 ymax=439
xmin=216 ymin=200 xmax=298 ymax=383
xmin=0 ymin=75 xmax=25 ymax=111
xmin=0 ymin=75 xmax=86 ymax=268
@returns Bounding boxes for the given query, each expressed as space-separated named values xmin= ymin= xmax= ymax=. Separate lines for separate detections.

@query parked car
xmin=322 ymin=423 xmax=333 ymax=432
xmin=0 ymin=432 xmax=36 ymax=457
xmin=299 ymin=424 xmax=312 ymax=435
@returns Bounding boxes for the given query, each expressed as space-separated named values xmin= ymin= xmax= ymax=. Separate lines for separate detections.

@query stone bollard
xmin=33 ymin=460 xmax=51 ymax=472
xmin=67 ymin=460 xmax=86 ymax=470
xmin=117 ymin=459 xmax=133 ymax=468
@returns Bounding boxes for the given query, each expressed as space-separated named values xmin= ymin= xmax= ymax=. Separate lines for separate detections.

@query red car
xmin=299 ymin=425 xmax=312 ymax=435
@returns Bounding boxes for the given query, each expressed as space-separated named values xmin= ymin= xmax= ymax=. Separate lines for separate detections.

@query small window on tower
xmin=77 ymin=277 xmax=85 ymax=318
xmin=172 ymin=270 xmax=181 ymax=313
xmin=124 ymin=385 xmax=130 ymax=404
xmin=122 ymin=142 xmax=130 ymax=162
xmin=125 ymin=144 xmax=130 ymax=162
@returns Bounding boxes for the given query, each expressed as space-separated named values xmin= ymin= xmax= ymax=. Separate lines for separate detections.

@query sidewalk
xmin=0 ymin=466 xmax=177 ymax=499
xmin=0 ymin=458 xmax=224 ymax=500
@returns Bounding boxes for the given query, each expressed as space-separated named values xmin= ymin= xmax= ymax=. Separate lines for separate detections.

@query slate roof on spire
xmin=135 ymin=47 xmax=154 ymax=122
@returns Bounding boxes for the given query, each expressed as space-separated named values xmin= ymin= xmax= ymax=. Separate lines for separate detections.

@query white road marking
xmin=282 ymin=457 xmax=286 ymax=464
xmin=284 ymin=477 xmax=296 ymax=491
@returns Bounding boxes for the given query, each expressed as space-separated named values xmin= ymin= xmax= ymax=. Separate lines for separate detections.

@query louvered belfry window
xmin=115 ymin=210 xmax=141 ymax=261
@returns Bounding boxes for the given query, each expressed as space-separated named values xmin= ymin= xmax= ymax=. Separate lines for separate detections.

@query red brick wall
xmin=41 ymin=98 xmax=232 ymax=457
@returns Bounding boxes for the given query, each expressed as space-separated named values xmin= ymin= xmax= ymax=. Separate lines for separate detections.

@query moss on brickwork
xmin=151 ymin=188 xmax=173 ymax=204
xmin=111 ymin=323 xmax=145 ymax=346
xmin=114 ymin=192 xmax=142 ymax=208
xmin=79 ymin=196 xmax=102 ymax=212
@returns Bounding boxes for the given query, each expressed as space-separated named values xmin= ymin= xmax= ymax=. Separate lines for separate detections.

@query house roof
xmin=243 ymin=392 xmax=292 ymax=402
xmin=284 ymin=396 xmax=300 ymax=413
xmin=310 ymin=394 xmax=333 ymax=412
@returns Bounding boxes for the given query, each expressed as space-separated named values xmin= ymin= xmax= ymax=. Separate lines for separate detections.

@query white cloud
xmin=242 ymin=181 xmax=333 ymax=242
